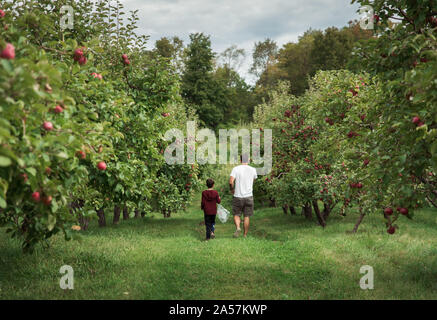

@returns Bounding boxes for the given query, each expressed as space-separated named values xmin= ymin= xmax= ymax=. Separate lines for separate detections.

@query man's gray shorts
xmin=232 ymin=196 xmax=254 ymax=217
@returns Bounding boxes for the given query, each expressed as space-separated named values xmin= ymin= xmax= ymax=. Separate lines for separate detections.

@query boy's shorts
xmin=232 ymin=196 xmax=254 ymax=217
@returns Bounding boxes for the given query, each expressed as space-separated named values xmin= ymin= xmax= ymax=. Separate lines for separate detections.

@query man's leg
xmin=232 ymin=197 xmax=243 ymax=237
xmin=234 ymin=215 xmax=241 ymax=231
xmin=243 ymin=197 xmax=254 ymax=237
xmin=243 ymin=216 xmax=250 ymax=237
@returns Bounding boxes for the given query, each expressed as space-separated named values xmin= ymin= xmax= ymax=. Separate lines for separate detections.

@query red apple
xmin=43 ymin=195 xmax=52 ymax=206
xmin=123 ymin=58 xmax=130 ymax=65
xmin=1 ymin=43 xmax=15 ymax=60
xmin=347 ymin=131 xmax=357 ymax=138
xmin=78 ymin=56 xmax=87 ymax=65
xmin=76 ymin=150 xmax=86 ymax=159
xmin=73 ymin=48 xmax=84 ymax=61
xmin=31 ymin=191 xmax=41 ymax=203
xmin=97 ymin=161 xmax=107 ymax=171
xmin=399 ymin=208 xmax=408 ymax=215
xmin=374 ymin=14 xmax=380 ymax=23
xmin=45 ymin=167 xmax=52 ymax=175
xmin=43 ymin=121 xmax=53 ymax=131
xmin=412 ymin=116 xmax=420 ymax=125
xmin=0 ymin=9 xmax=5 ymax=18
xmin=384 ymin=207 xmax=393 ymax=216
xmin=387 ymin=226 xmax=395 ymax=234
xmin=363 ymin=159 xmax=370 ymax=166
xmin=53 ymin=105 xmax=63 ymax=114
xmin=162 ymin=112 xmax=170 ymax=117
xmin=122 ymin=54 xmax=128 ymax=60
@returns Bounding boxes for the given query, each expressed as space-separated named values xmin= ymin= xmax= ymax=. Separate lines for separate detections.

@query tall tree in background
xmin=274 ymin=29 xmax=321 ymax=96
xmin=310 ymin=22 xmax=372 ymax=73
xmin=219 ymin=44 xmax=246 ymax=72
xmin=252 ymin=23 xmax=373 ymax=98
xmin=215 ymin=45 xmax=256 ymax=124
xmin=250 ymin=38 xmax=278 ymax=78
xmin=181 ymin=33 xmax=225 ymax=129
xmin=250 ymin=38 xmax=279 ymax=103
xmin=154 ymin=36 xmax=185 ymax=74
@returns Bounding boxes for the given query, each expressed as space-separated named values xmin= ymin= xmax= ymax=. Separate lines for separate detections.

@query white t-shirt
xmin=230 ymin=165 xmax=258 ymax=198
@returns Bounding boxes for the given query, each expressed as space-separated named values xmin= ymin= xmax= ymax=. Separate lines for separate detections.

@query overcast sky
xmin=121 ymin=0 xmax=362 ymax=84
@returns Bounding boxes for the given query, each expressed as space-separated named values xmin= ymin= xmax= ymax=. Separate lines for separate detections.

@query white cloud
xmin=120 ymin=0 xmax=362 ymax=84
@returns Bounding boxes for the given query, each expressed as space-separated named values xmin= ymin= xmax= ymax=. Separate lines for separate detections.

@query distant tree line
xmin=151 ymin=21 xmax=373 ymax=129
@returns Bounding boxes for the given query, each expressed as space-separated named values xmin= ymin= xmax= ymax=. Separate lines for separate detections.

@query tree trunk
xmin=141 ymin=211 xmax=146 ymax=218
xmin=73 ymin=199 xmax=89 ymax=230
xmin=303 ymin=202 xmax=313 ymax=220
xmin=134 ymin=209 xmax=140 ymax=218
xmin=282 ymin=204 xmax=289 ymax=215
xmin=322 ymin=202 xmax=331 ymax=220
xmin=123 ymin=206 xmax=129 ymax=220
xmin=269 ymin=198 xmax=276 ymax=207
xmin=78 ymin=214 xmax=90 ymax=230
xmin=312 ymin=200 xmax=326 ymax=227
xmin=166 ymin=210 xmax=171 ymax=218
xmin=289 ymin=206 xmax=297 ymax=215
xmin=97 ymin=208 xmax=106 ymax=227
xmin=352 ymin=210 xmax=365 ymax=233
xmin=113 ymin=206 xmax=121 ymax=224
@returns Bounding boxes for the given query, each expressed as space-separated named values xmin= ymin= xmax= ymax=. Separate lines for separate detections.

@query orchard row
xmin=254 ymin=0 xmax=436 ymax=233
xmin=0 ymin=3 xmax=207 ymax=252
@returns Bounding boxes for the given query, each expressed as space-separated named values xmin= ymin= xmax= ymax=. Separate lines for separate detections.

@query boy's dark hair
xmin=240 ymin=154 xmax=249 ymax=163
xmin=206 ymin=178 xmax=214 ymax=188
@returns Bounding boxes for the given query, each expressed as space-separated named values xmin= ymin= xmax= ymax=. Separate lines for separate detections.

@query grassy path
xmin=1 ymin=199 xmax=437 ymax=299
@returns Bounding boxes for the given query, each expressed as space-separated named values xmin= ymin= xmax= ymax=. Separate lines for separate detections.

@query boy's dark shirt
xmin=201 ymin=190 xmax=221 ymax=215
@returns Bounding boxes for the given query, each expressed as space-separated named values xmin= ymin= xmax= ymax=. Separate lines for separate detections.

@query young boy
xmin=201 ymin=178 xmax=221 ymax=241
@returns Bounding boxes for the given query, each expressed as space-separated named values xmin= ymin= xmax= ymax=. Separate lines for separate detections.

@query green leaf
xmin=56 ymin=152 xmax=69 ymax=159
xmin=0 ymin=196 xmax=6 ymax=209
xmin=1 ymin=60 xmax=13 ymax=73
xmin=47 ymin=214 xmax=56 ymax=231
xmin=0 ymin=156 xmax=12 ymax=167
xmin=25 ymin=167 xmax=37 ymax=176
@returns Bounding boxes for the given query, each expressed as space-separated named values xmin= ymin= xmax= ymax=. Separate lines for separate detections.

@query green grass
xmin=1 ymin=200 xmax=437 ymax=299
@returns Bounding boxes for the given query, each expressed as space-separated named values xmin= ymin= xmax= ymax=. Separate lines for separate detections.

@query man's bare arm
xmin=229 ymin=176 xmax=235 ymax=194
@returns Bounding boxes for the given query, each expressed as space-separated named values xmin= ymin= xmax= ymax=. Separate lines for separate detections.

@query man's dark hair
xmin=206 ymin=178 xmax=214 ymax=188
xmin=240 ymin=154 xmax=249 ymax=163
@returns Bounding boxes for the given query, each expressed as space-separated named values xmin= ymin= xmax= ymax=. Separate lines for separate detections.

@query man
xmin=229 ymin=154 xmax=257 ymax=238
